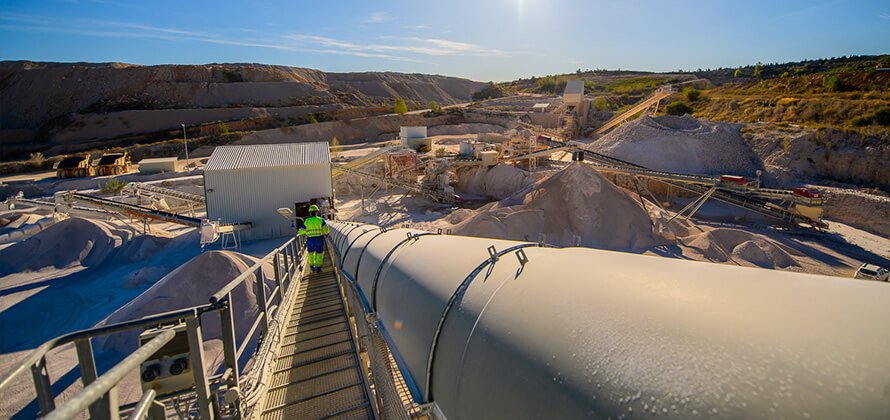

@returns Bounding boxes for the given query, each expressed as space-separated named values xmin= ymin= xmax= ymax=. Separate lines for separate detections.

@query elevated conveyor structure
xmin=64 ymin=192 xmax=204 ymax=226
xmin=590 ymin=88 xmax=672 ymax=136
xmin=332 ymin=144 xmax=403 ymax=179
xmin=329 ymin=221 xmax=890 ymax=419
xmin=573 ymin=150 xmax=827 ymax=227
xmin=333 ymin=166 xmax=455 ymax=204
xmin=124 ymin=182 xmax=205 ymax=205
xmin=524 ymin=135 xmax=825 ymax=227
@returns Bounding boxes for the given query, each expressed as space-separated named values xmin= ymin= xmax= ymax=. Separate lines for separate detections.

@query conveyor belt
xmin=260 ymin=253 xmax=374 ymax=420
xmin=591 ymin=89 xmax=671 ymax=136
xmin=69 ymin=193 xmax=203 ymax=226
xmin=125 ymin=182 xmax=205 ymax=205
xmin=333 ymin=166 xmax=455 ymax=204
xmin=540 ymin=145 xmax=826 ymax=228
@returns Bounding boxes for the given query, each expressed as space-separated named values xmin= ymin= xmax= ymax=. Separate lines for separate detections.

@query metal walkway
xmin=259 ymin=253 xmax=375 ymax=420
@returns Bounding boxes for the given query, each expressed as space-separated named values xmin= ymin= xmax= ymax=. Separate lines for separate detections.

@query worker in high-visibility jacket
xmin=298 ymin=204 xmax=330 ymax=273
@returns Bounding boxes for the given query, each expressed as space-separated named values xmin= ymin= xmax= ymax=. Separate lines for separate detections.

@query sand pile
xmin=681 ymin=228 xmax=802 ymax=268
xmin=456 ymin=164 xmax=538 ymax=199
xmin=98 ymin=250 xmax=273 ymax=354
xmin=0 ymin=217 xmax=120 ymax=276
xmin=591 ymin=115 xmax=761 ymax=175
xmin=452 ymin=163 xmax=658 ymax=250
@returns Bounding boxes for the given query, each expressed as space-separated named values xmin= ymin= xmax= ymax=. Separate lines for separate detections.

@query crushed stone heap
xmin=453 ymin=163 xmax=659 ymax=250
xmin=591 ymin=114 xmax=761 ymax=176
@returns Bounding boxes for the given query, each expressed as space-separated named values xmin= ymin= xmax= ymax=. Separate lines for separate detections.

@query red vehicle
xmin=792 ymin=188 xmax=822 ymax=199
xmin=719 ymin=175 xmax=749 ymax=186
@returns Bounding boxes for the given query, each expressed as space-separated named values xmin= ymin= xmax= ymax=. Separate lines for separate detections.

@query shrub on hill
xmin=472 ymin=82 xmax=510 ymax=100
xmin=665 ymin=101 xmax=693 ymax=116
xmin=683 ymin=87 xmax=701 ymax=102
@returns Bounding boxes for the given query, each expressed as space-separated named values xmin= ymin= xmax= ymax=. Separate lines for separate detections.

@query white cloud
xmin=289 ymin=34 xmax=507 ymax=58
xmin=362 ymin=12 xmax=390 ymax=24
xmin=0 ymin=13 xmax=505 ymax=63
xmin=880 ymin=13 xmax=890 ymax=20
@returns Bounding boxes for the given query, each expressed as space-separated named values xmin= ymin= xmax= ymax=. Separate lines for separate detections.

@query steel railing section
xmin=0 ymin=236 xmax=306 ymax=419
xmin=43 ymin=330 xmax=175 ymax=420
xmin=326 ymin=231 xmax=423 ymax=419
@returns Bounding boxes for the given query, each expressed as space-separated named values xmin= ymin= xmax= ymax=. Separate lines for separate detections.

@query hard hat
xmin=308 ymin=204 xmax=320 ymax=212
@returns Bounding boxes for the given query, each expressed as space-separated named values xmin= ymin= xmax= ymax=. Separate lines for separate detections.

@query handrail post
xmin=282 ymin=245 xmax=291 ymax=281
xmin=273 ymin=252 xmax=284 ymax=303
xmin=32 ymin=356 xmax=55 ymax=415
xmin=75 ymin=337 xmax=111 ymax=420
xmin=107 ymin=387 xmax=120 ymax=419
xmin=255 ymin=269 xmax=269 ymax=337
xmin=185 ymin=316 xmax=214 ymax=420
xmin=219 ymin=294 xmax=240 ymax=392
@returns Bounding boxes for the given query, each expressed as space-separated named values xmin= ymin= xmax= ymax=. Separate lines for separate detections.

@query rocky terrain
xmin=0 ymin=61 xmax=485 ymax=158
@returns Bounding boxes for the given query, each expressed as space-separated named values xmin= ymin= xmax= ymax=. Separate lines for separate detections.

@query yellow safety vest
xmin=299 ymin=216 xmax=329 ymax=237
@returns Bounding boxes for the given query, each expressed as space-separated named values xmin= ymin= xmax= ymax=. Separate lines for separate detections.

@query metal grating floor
xmin=260 ymin=253 xmax=373 ymax=420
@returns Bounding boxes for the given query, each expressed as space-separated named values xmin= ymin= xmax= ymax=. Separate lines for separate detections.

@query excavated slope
xmin=0 ymin=61 xmax=484 ymax=146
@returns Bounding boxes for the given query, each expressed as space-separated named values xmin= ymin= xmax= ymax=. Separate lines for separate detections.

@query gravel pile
xmin=591 ymin=115 xmax=761 ymax=176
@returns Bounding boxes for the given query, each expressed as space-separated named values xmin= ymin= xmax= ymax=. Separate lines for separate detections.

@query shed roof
xmin=205 ymin=142 xmax=331 ymax=171
xmin=139 ymin=157 xmax=178 ymax=164
xmin=564 ymin=80 xmax=584 ymax=95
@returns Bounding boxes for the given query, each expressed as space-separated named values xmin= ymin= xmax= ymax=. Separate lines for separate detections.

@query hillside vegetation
xmin=680 ymin=56 xmax=890 ymax=133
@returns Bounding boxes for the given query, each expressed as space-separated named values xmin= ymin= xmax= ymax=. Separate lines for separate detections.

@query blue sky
xmin=0 ymin=0 xmax=887 ymax=81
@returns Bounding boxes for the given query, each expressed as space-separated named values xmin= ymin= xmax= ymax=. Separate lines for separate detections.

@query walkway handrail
xmin=43 ymin=330 xmax=175 ymax=420
xmin=0 ymin=235 xmax=305 ymax=418
xmin=0 ymin=306 xmax=207 ymax=393
xmin=210 ymin=236 xmax=299 ymax=303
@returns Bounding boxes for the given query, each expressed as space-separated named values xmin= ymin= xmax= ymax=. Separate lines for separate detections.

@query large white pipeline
xmin=329 ymin=221 xmax=890 ymax=419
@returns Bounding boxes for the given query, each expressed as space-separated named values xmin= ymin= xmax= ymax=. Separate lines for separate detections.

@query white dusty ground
xmin=0 ymin=170 xmax=292 ymax=417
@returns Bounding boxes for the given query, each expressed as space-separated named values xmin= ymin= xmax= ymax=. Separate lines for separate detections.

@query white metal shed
xmin=203 ymin=142 xmax=332 ymax=242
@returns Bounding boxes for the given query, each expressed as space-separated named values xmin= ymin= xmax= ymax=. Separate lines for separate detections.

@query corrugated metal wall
xmin=204 ymin=163 xmax=332 ymax=241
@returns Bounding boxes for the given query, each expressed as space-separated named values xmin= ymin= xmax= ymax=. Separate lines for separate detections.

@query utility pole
xmin=181 ymin=123 xmax=189 ymax=163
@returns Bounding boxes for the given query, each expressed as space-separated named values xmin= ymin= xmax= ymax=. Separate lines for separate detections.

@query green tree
xmin=472 ymin=81 xmax=509 ymax=100
xmin=394 ymin=98 xmax=408 ymax=115
xmin=592 ymin=97 xmax=609 ymax=111
xmin=683 ymin=87 xmax=701 ymax=102
xmin=665 ymin=101 xmax=693 ymax=116
xmin=330 ymin=136 xmax=340 ymax=147
xmin=822 ymin=75 xmax=844 ymax=92
xmin=753 ymin=62 xmax=763 ymax=78
xmin=429 ymin=101 xmax=442 ymax=114
xmin=217 ymin=122 xmax=229 ymax=135
xmin=734 ymin=68 xmax=742 ymax=78
xmin=99 ymin=177 xmax=128 ymax=195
